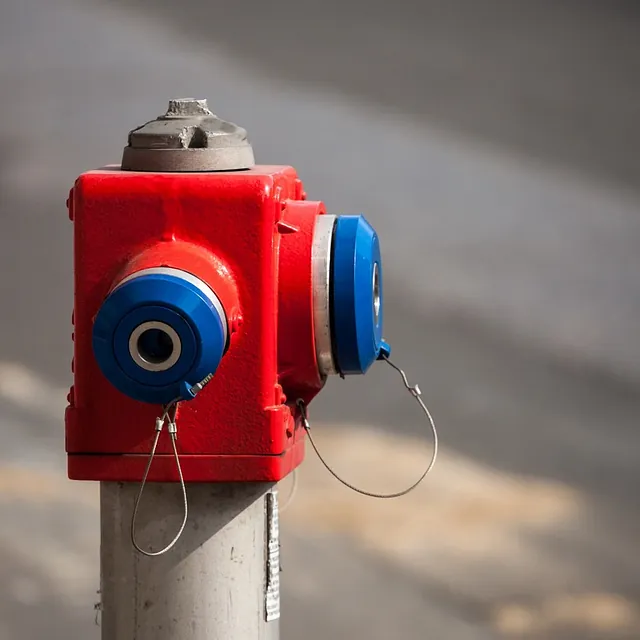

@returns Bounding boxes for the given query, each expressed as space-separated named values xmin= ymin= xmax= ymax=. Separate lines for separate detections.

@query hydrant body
xmin=65 ymin=99 xmax=387 ymax=485
xmin=66 ymin=166 xmax=325 ymax=482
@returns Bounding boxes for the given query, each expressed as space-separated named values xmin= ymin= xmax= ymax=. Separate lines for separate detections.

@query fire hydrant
xmin=65 ymin=98 xmax=388 ymax=485
xmin=63 ymin=99 xmax=439 ymax=640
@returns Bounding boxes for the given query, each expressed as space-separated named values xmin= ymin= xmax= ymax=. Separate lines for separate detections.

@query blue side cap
xmin=92 ymin=273 xmax=226 ymax=404
xmin=331 ymin=215 xmax=386 ymax=375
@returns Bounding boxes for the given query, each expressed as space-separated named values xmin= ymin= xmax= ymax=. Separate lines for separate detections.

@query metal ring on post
xmin=312 ymin=215 xmax=338 ymax=377
xmin=128 ymin=321 xmax=182 ymax=372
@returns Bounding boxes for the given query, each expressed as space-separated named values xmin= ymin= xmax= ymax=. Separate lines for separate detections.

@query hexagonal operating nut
xmin=121 ymin=98 xmax=255 ymax=172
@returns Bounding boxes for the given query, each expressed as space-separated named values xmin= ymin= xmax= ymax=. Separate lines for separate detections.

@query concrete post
xmin=100 ymin=482 xmax=280 ymax=640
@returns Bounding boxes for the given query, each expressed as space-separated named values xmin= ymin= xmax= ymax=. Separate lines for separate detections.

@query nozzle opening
xmin=138 ymin=328 xmax=174 ymax=365
xmin=128 ymin=321 xmax=182 ymax=372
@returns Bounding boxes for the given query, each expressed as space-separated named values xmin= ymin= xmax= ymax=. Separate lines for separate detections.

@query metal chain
xmin=296 ymin=355 xmax=438 ymax=499
xmin=131 ymin=399 xmax=189 ymax=556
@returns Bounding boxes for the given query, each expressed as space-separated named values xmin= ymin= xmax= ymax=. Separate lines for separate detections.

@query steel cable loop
xmin=131 ymin=400 xmax=189 ymax=556
xmin=296 ymin=355 xmax=438 ymax=499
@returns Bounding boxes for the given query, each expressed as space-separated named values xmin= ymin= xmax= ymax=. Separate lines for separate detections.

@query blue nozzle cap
xmin=331 ymin=215 xmax=386 ymax=375
xmin=92 ymin=269 xmax=227 ymax=404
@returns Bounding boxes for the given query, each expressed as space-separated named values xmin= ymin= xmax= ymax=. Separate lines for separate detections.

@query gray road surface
xmin=0 ymin=0 xmax=639 ymax=638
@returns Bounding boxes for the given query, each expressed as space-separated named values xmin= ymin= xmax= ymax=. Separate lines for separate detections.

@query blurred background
xmin=1 ymin=0 xmax=639 ymax=638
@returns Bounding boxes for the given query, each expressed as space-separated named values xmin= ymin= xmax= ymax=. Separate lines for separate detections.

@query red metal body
xmin=66 ymin=165 xmax=325 ymax=482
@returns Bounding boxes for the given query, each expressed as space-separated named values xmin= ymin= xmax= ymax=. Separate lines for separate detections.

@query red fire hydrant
xmin=65 ymin=98 xmax=389 ymax=485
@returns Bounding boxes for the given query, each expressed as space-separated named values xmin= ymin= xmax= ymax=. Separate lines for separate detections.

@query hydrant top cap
xmin=121 ymin=98 xmax=255 ymax=172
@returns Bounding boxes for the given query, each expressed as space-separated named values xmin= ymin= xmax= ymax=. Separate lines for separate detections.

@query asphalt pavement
xmin=1 ymin=0 xmax=639 ymax=638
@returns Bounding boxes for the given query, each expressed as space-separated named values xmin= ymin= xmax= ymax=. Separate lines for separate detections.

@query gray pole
xmin=100 ymin=482 xmax=280 ymax=640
